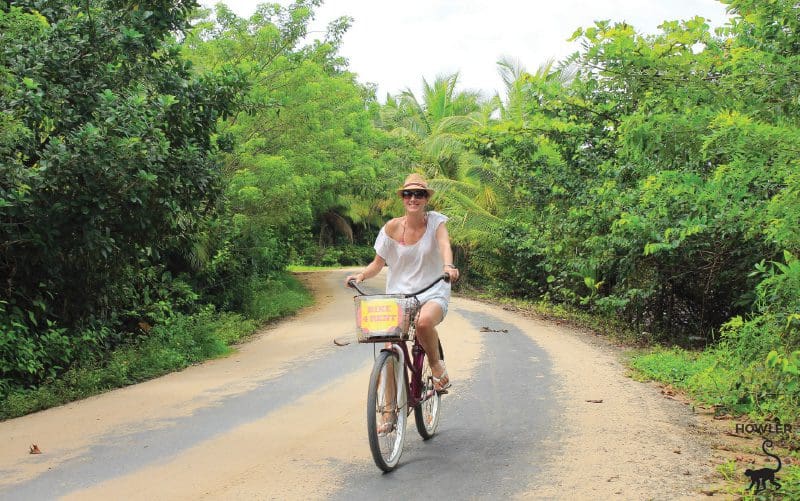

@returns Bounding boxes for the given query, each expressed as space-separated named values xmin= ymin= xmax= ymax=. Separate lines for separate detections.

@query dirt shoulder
xmin=476 ymin=297 xmax=795 ymax=499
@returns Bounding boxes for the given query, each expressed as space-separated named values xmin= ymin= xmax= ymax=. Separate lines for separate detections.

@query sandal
xmin=432 ymin=363 xmax=452 ymax=393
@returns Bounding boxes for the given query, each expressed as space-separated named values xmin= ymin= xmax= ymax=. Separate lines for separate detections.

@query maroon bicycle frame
xmin=381 ymin=333 xmax=433 ymax=411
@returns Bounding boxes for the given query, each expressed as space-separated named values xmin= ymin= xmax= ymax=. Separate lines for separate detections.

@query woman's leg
xmin=378 ymin=352 xmax=397 ymax=434
xmin=415 ymin=301 xmax=448 ymax=384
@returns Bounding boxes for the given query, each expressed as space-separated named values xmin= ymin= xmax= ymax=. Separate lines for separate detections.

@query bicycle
xmin=347 ymin=274 xmax=450 ymax=472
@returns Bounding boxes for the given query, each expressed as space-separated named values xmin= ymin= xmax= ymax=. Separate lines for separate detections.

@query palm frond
xmin=433 ymin=188 xmax=505 ymax=247
xmin=422 ymin=133 xmax=464 ymax=161
xmin=389 ymin=126 xmax=423 ymax=141
xmin=399 ymin=88 xmax=432 ymax=135
xmin=434 ymin=114 xmax=482 ymax=134
xmin=497 ymin=56 xmax=525 ymax=89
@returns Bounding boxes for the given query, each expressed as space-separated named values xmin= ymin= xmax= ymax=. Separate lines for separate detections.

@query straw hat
xmin=396 ymin=173 xmax=434 ymax=196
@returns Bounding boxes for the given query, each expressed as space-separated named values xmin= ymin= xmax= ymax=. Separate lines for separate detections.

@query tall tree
xmin=183 ymin=2 xmax=388 ymax=269
xmin=1 ymin=0 xmax=241 ymax=387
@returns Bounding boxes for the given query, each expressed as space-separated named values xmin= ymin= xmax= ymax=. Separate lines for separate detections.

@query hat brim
xmin=397 ymin=184 xmax=434 ymax=196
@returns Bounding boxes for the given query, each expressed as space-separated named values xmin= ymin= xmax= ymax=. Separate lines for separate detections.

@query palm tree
xmin=495 ymin=56 xmax=578 ymax=125
xmin=382 ymin=73 xmax=484 ymax=179
xmin=496 ymin=56 xmax=528 ymax=124
xmin=378 ymin=74 xmax=509 ymax=261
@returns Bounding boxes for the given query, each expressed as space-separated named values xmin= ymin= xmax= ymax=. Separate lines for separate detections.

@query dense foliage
xmin=0 ymin=0 xmax=389 ymax=408
xmin=448 ymin=0 xmax=798 ymax=422
xmin=363 ymin=0 xmax=799 ymax=425
xmin=2 ymin=0 xmax=797 ymax=433
xmin=0 ymin=0 xmax=246 ymax=392
xmin=182 ymin=2 xmax=395 ymax=292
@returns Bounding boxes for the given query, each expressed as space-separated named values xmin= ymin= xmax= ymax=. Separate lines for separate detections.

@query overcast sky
xmin=198 ymin=0 xmax=732 ymax=100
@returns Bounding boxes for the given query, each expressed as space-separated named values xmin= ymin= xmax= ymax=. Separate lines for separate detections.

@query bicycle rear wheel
xmin=367 ymin=349 xmax=408 ymax=472
xmin=414 ymin=347 xmax=441 ymax=440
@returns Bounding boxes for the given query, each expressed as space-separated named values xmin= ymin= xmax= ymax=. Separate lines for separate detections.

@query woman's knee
xmin=416 ymin=316 xmax=435 ymax=332
xmin=417 ymin=303 xmax=443 ymax=331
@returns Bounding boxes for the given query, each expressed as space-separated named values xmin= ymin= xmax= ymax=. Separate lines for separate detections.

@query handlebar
xmin=348 ymin=273 xmax=450 ymax=297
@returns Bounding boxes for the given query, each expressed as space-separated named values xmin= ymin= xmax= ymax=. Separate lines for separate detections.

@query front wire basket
xmin=354 ymin=294 xmax=421 ymax=343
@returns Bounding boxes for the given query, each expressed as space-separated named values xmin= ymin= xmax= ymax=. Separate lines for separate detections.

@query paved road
xmin=0 ymin=270 xmax=714 ymax=499
xmin=332 ymin=308 xmax=557 ymax=500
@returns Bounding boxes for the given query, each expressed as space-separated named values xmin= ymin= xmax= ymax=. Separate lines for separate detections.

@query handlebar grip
xmin=442 ymin=273 xmax=451 ymax=283
xmin=347 ymin=278 xmax=367 ymax=296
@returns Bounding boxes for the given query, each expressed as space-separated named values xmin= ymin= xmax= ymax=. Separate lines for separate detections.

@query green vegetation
xmin=0 ymin=273 xmax=310 ymax=420
xmin=1 ymin=0 xmax=242 ymax=399
xmin=452 ymin=1 xmax=798 ymax=430
xmin=1 ymin=309 xmax=253 ymax=420
xmin=0 ymin=1 xmax=324 ymax=413
xmin=1 ymin=7 xmax=797 ymax=488
xmin=287 ymin=265 xmax=342 ymax=272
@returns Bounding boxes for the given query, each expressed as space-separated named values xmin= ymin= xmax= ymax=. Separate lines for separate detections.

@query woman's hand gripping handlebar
xmin=347 ymin=277 xmax=367 ymax=296
xmin=347 ymin=273 xmax=450 ymax=298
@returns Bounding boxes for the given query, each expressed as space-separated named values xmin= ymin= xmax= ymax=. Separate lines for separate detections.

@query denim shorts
xmin=416 ymin=287 xmax=450 ymax=322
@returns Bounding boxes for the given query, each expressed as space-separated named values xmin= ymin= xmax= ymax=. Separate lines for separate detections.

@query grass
xmin=717 ymin=459 xmax=737 ymax=482
xmin=627 ymin=347 xmax=732 ymax=397
xmin=287 ymin=264 xmax=342 ymax=272
xmin=623 ymin=347 xmax=800 ymax=499
xmin=0 ymin=273 xmax=313 ymax=421
xmin=244 ymin=273 xmax=314 ymax=322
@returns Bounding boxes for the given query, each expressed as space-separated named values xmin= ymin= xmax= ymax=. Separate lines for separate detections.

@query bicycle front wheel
xmin=414 ymin=347 xmax=441 ymax=440
xmin=367 ymin=349 xmax=408 ymax=472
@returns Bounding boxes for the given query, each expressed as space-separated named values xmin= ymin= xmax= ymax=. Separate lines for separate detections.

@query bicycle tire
xmin=367 ymin=349 xmax=408 ymax=472
xmin=414 ymin=347 xmax=441 ymax=440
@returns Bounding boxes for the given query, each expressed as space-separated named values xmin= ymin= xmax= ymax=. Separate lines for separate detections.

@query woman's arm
xmin=345 ymin=254 xmax=386 ymax=285
xmin=435 ymin=223 xmax=459 ymax=282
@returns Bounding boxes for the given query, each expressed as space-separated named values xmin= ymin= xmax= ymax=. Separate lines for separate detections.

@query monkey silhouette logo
xmin=744 ymin=439 xmax=782 ymax=492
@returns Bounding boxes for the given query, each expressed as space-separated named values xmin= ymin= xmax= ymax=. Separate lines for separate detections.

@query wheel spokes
xmin=373 ymin=354 xmax=406 ymax=466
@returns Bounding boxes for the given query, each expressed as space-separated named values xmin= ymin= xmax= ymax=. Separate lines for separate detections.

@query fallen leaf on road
xmin=585 ymin=399 xmax=604 ymax=403
xmin=29 ymin=444 xmax=42 ymax=454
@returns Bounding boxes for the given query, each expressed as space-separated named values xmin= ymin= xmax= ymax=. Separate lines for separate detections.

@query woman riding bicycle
xmin=345 ymin=173 xmax=459 ymax=392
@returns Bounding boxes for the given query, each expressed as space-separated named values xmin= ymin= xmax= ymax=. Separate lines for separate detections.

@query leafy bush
xmin=316 ymin=244 xmax=375 ymax=267
xmin=460 ymin=4 xmax=800 ymax=354
xmin=1 ymin=1 xmax=242 ymax=390
xmin=0 ymin=307 xmax=257 ymax=419
xmin=1 ymin=2 xmax=240 ymax=321
xmin=0 ymin=320 xmax=62 ymax=389
xmin=242 ymin=274 xmax=313 ymax=323
xmin=1 ymin=301 xmax=76 ymax=391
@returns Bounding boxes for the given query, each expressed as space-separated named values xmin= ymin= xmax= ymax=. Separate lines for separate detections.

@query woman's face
xmin=401 ymin=189 xmax=429 ymax=213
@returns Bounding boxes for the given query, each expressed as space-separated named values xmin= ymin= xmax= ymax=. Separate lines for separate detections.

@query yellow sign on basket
xmin=360 ymin=299 xmax=401 ymax=333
